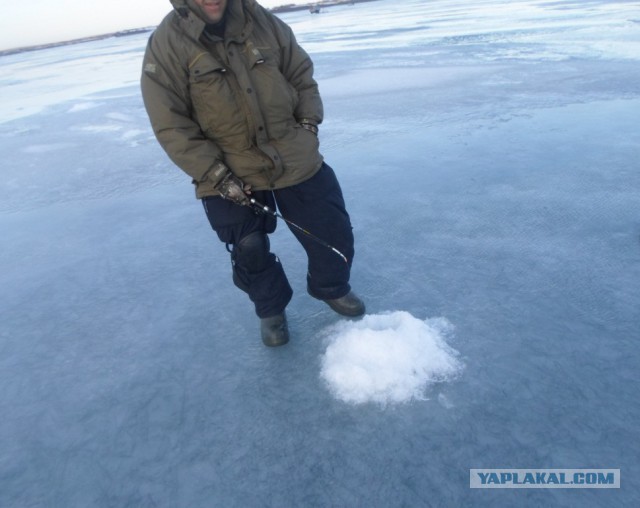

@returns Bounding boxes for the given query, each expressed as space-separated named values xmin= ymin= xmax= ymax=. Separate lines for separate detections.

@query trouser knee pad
xmin=231 ymin=231 xmax=272 ymax=293
xmin=232 ymin=231 xmax=271 ymax=274
xmin=229 ymin=232 xmax=293 ymax=316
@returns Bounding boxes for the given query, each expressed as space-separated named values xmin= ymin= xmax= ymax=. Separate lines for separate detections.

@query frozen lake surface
xmin=1 ymin=0 xmax=639 ymax=506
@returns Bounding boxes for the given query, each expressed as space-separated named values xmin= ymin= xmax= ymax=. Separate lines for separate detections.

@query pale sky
xmin=0 ymin=0 xmax=307 ymax=51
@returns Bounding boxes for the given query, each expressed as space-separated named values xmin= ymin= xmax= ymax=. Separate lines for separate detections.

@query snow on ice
xmin=320 ymin=311 xmax=463 ymax=404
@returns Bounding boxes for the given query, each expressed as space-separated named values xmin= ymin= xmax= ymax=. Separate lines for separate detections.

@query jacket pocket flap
xmin=189 ymin=54 xmax=226 ymax=80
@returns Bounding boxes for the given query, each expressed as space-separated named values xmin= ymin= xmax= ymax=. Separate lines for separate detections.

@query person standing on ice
xmin=140 ymin=0 xmax=365 ymax=346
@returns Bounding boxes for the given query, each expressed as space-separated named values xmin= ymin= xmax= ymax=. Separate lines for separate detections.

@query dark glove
xmin=212 ymin=162 xmax=251 ymax=206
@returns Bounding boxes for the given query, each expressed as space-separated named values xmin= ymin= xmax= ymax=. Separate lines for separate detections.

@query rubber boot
xmin=260 ymin=312 xmax=289 ymax=347
xmin=323 ymin=291 xmax=365 ymax=317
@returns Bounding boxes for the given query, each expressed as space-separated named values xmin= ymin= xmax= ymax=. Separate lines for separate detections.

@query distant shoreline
xmin=270 ymin=0 xmax=377 ymax=14
xmin=0 ymin=0 xmax=378 ymax=57
xmin=0 ymin=28 xmax=155 ymax=57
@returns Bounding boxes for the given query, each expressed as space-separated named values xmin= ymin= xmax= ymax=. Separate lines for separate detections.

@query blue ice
xmin=1 ymin=0 xmax=639 ymax=506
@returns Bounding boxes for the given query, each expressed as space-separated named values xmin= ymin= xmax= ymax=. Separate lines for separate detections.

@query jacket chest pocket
xmin=251 ymin=48 xmax=298 ymax=122
xmin=189 ymin=54 xmax=246 ymax=139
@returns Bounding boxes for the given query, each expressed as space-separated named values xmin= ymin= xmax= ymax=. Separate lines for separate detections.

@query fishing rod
xmin=248 ymin=197 xmax=349 ymax=264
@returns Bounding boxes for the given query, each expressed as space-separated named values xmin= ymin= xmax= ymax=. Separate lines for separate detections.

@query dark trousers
xmin=202 ymin=163 xmax=354 ymax=318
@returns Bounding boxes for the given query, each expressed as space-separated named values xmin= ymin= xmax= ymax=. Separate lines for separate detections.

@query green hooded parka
xmin=141 ymin=0 xmax=324 ymax=198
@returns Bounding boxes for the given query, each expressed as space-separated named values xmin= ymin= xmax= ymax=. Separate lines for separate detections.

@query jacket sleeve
xmin=269 ymin=14 xmax=323 ymax=126
xmin=140 ymin=32 xmax=225 ymax=186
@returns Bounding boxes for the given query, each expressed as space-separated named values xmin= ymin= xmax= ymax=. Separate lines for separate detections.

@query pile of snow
xmin=320 ymin=311 xmax=463 ymax=405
